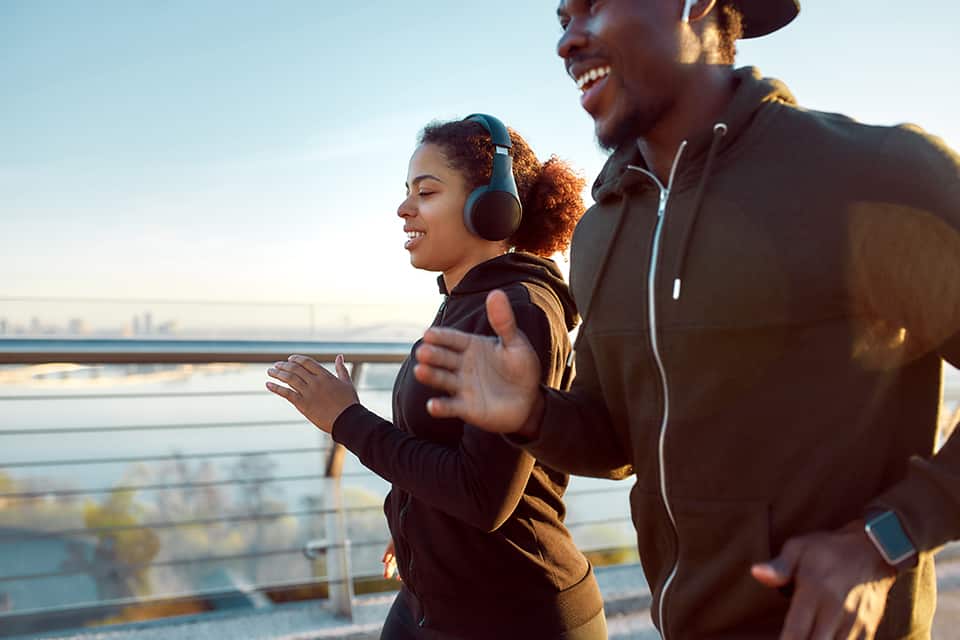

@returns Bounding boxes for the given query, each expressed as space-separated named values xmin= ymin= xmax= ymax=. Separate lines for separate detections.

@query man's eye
xmin=418 ymin=191 xmax=434 ymax=197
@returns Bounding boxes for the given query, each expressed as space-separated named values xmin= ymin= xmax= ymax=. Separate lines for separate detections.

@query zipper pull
xmin=658 ymin=190 xmax=669 ymax=217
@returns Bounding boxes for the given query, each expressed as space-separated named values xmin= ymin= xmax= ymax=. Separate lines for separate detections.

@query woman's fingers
xmin=265 ymin=381 xmax=301 ymax=404
xmin=287 ymin=354 xmax=327 ymax=376
xmin=268 ymin=362 xmax=309 ymax=391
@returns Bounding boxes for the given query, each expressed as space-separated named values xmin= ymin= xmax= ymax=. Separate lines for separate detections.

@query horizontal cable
xmin=0 ymin=473 xmax=332 ymax=500
xmin=0 ymin=571 xmax=394 ymax=621
xmin=0 ymin=390 xmax=274 ymax=401
xmin=0 ymin=418 xmax=309 ymax=437
xmin=566 ymin=516 xmax=632 ymax=529
xmin=0 ymin=447 xmax=329 ymax=469
xmin=0 ymin=538 xmax=391 ymax=584
xmin=0 ymin=505 xmax=387 ymax=542
xmin=0 ymin=510 xmax=631 ymax=547
xmin=0 ymin=387 xmax=396 ymax=402
xmin=565 ymin=486 xmax=631 ymax=498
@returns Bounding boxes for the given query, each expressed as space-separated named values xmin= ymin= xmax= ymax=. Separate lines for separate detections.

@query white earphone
xmin=681 ymin=0 xmax=695 ymax=23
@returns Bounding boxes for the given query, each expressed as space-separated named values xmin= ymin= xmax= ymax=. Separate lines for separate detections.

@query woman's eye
xmin=418 ymin=191 xmax=434 ymax=197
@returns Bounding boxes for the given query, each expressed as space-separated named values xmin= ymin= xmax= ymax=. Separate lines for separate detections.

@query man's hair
xmin=716 ymin=3 xmax=745 ymax=64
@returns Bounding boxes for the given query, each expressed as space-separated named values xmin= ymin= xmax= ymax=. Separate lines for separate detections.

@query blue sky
xmin=2 ymin=1 xmax=958 ymax=332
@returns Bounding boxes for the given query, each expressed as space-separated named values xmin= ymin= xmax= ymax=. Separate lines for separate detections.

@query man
xmin=412 ymin=0 xmax=960 ymax=637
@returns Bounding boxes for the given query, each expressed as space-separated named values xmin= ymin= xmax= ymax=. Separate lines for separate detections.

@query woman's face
xmin=397 ymin=143 xmax=499 ymax=285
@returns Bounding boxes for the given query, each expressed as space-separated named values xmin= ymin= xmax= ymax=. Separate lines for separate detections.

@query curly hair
xmin=418 ymin=119 xmax=586 ymax=257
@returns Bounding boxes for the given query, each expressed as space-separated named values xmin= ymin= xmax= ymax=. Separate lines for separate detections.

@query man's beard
xmin=597 ymin=94 xmax=673 ymax=152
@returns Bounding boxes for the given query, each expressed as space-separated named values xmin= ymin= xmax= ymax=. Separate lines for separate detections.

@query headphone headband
xmin=465 ymin=113 xmax=513 ymax=152
xmin=460 ymin=113 xmax=522 ymax=242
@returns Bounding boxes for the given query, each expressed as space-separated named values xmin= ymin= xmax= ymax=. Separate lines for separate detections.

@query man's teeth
xmin=576 ymin=66 xmax=611 ymax=92
xmin=406 ymin=231 xmax=424 ymax=240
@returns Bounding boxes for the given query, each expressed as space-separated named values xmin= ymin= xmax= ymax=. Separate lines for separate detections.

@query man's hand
xmin=751 ymin=521 xmax=897 ymax=639
xmin=265 ymin=354 xmax=359 ymax=433
xmin=413 ymin=289 xmax=543 ymax=436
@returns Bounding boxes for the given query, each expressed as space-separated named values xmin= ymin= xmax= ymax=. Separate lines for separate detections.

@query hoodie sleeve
xmin=860 ymin=125 xmax=960 ymax=554
xmin=514 ymin=334 xmax=633 ymax=480
xmin=329 ymin=301 xmax=550 ymax=533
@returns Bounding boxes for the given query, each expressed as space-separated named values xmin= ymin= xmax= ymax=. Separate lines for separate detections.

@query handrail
xmin=0 ymin=338 xmax=412 ymax=364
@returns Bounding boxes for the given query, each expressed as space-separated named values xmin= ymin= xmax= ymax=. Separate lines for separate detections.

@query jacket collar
xmin=592 ymin=67 xmax=797 ymax=202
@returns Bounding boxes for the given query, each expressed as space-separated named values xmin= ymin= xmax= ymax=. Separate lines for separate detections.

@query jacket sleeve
xmin=861 ymin=125 xmax=960 ymax=553
xmin=332 ymin=405 xmax=533 ymax=533
xmin=514 ymin=332 xmax=633 ymax=479
xmin=329 ymin=301 xmax=549 ymax=533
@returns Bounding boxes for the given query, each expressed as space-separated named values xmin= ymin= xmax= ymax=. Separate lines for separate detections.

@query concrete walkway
xmin=15 ymin=554 xmax=960 ymax=639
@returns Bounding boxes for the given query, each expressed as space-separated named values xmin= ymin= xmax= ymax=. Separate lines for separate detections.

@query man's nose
xmin=557 ymin=20 xmax=588 ymax=61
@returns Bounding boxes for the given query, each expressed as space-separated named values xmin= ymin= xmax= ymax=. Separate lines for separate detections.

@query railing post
xmin=321 ymin=360 xmax=362 ymax=619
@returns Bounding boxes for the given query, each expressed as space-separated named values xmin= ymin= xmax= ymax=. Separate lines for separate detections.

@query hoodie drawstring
xmin=671 ymin=123 xmax=728 ymax=300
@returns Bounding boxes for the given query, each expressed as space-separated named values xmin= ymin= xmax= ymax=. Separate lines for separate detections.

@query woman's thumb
xmin=335 ymin=354 xmax=352 ymax=383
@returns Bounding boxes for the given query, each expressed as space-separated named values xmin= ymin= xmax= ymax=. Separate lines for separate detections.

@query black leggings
xmin=379 ymin=592 xmax=608 ymax=640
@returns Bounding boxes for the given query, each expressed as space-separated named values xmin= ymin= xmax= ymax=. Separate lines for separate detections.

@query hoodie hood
xmin=437 ymin=252 xmax=579 ymax=331
xmin=592 ymin=67 xmax=797 ymax=204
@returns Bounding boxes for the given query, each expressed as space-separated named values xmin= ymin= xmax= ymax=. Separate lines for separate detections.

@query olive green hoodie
xmin=523 ymin=67 xmax=960 ymax=637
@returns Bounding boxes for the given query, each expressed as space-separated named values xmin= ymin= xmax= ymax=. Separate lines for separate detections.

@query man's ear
xmin=684 ymin=0 xmax=719 ymax=24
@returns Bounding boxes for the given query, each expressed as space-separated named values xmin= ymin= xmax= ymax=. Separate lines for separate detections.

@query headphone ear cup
xmin=463 ymin=186 xmax=488 ymax=237
xmin=464 ymin=186 xmax=521 ymax=242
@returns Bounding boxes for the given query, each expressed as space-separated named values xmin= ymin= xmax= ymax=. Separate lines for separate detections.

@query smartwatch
xmin=864 ymin=510 xmax=917 ymax=571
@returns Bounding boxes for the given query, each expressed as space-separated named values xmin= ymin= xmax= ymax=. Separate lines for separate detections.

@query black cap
xmin=726 ymin=0 xmax=800 ymax=38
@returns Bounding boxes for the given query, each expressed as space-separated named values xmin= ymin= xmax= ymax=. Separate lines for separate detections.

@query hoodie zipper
xmin=399 ymin=294 xmax=447 ymax=626
xmin=627 ymin=140 xmax=686 ymax=640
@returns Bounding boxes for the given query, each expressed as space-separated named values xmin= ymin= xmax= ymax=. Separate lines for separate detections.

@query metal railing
xmin=0 ymin=339 xmax=635 ymax=637
xmin=4 ymin=339 xmax=955 ymax=638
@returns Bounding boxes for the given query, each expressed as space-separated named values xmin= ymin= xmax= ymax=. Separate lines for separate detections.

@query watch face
xmin=866 ymin=511 xmax=916 ymax=565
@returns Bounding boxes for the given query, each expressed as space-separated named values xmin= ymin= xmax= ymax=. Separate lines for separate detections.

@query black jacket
xmin=521 ymin=67 xmax=960 ymax=637
xmin=332 ymin=252 xmax=603 ymax=638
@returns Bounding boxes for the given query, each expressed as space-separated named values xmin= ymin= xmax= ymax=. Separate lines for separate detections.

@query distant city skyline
xmin=0 ymin=296 xmax=431 ymax=340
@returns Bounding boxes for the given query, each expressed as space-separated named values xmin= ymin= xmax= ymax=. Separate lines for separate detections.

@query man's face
xmin=556 ymin=0 xmax=684 ymax=150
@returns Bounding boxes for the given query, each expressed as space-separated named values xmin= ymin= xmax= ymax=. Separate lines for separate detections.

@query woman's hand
xmin=265 ymin=354 xmax=359 ymax=433
xmin=382 ymin=539 xmax=400 ymax=581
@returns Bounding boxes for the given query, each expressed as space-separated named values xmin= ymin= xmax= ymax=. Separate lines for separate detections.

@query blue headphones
xmin=462 ymin=114 xmax=522 ymax=242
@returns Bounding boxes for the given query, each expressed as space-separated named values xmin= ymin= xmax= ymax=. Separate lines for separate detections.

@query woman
xmin=266 ymin=115 xmax=605 ymax=639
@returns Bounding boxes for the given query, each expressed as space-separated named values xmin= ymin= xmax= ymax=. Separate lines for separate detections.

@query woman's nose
xmin=397 ymin=195 xmax=415 ymax=218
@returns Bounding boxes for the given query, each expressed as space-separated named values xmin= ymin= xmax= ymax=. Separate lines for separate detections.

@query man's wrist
xmin=863 ymin=509 xmax=917 ymax=573
xmin=514 ymin=388 xmax=545 ymax=441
